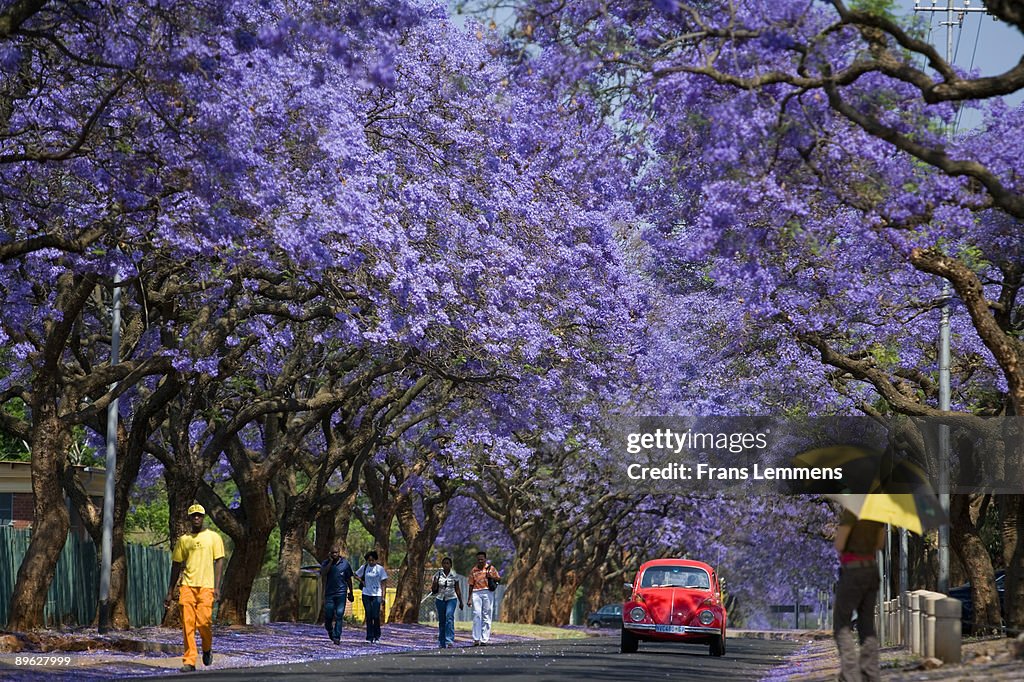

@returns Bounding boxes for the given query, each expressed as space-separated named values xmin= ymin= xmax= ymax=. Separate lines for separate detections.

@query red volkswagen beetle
xmin=621 ymin=558 xmax=727 ymax=656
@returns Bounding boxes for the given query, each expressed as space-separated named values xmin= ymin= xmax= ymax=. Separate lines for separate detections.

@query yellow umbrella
xmin=791 ymin=445 xmax=947 ymax=534
xmin=825 ymin=492 xmax=941 ymax=535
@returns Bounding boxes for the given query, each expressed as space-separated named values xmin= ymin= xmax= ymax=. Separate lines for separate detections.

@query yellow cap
xmin=187 ymin=503 xmax=206 ymax=516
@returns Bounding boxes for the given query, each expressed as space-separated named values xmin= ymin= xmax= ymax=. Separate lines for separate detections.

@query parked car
xmin=621 ymin=558 xmax=727 ymax=656
xmin=586 ymin=604 xmax=622 ymax=628
xmin=948 ymin=570 xmax=1005 ymax=634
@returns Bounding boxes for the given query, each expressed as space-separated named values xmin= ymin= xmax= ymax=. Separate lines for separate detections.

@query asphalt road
xmin=149 ymin=635 xmax=801 ymax=682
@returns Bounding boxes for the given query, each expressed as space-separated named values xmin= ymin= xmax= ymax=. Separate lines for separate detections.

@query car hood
xmin=638 ymin=588 xmax=716 ymax=624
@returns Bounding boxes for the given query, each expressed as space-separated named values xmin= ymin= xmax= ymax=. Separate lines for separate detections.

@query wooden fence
xmin=0 ymin=526 xmax=170 ymax=628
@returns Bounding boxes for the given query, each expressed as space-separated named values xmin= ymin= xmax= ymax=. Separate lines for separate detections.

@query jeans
xmin=362 ymin=594 xmax=382 ymax=642
xmin=472 ymin=590 xmax=493 ymax=643
xmin=436 ymin=598 xmax=457 ymax=647
xmin=834 ymin=564 xmax=881 ymax=682
xmin=324 ymin=591 xmax=348 ymax=641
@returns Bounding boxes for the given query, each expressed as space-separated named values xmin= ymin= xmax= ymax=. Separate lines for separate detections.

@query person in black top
xmin=833 ymin=511 xmax=885 ymax=682
xmin=320 ymin=546 xmax=355 ymax=645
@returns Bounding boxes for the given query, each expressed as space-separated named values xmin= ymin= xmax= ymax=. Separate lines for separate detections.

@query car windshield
xmin=640 ymin=566 xmax=710 ymax=589
xmin=600 ymin=605 xmax=621 ymax=614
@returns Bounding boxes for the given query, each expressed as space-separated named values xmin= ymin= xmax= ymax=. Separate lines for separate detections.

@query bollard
xmin=901 ymin=591 xmax=910 ymax=649
xmin=889 ymin=599 xmax=899 ymax=646
xmin=934 ymin=597 xmax=962 ymax=663
xmin=923 ymin=593 xmax=943 ymax=659
xmin=909 ymin=591 xmax=922 ymax=654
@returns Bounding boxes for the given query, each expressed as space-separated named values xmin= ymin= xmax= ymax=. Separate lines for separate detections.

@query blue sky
xmin=450 ymin=1 xmax=1023 ymax=129
xmin=898 ymin=0 xmax=1024 ymax=129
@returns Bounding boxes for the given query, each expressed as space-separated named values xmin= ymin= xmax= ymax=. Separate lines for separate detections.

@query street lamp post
xmin=912 ymin=0 xmax=990 ymax=595
xmin=98 ymin=277 xmax=122 ymax=633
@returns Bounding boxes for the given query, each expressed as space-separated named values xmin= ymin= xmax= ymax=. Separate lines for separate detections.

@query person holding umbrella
xmin=833 ymin=510 xmax=884 ymax=682
xmin=794 ymin=445 xmax=947 ymax=682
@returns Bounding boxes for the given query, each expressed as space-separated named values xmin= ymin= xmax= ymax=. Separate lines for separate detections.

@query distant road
xmin=149 ymin=635 xmax=801 ymax=681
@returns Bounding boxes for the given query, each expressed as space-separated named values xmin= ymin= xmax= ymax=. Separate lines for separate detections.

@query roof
xmin=0 ymin=460 xmax=107 ymax=497
xmin=638 ymin=558 xmax=715 ymax=572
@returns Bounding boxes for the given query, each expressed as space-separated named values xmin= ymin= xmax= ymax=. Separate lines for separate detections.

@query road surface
xmin=149 ymin=634 xmax=801 ymax=681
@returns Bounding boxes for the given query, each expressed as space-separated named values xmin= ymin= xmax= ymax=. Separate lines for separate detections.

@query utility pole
xmin=98 ymin=275 xmax=122 ymax=633
xmin=912 ymin=0 xmax=990 ymax=594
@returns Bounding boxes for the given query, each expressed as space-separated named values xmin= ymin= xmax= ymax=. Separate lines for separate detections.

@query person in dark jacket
xmin=320 ymin=546 xmax=355 ymax=645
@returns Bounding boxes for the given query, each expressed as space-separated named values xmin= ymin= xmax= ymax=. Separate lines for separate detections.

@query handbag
xmin=431 ymin=572 xmax=440 ymax=595
xmin=487 ymin=570 xmax=499 ymax=592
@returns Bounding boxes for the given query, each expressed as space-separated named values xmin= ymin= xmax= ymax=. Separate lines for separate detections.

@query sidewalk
xmin=3 ymin=625 xmax=1022 ymax=680
xmin=0 ymin=622 xmax=529 ymax=680
xmin=759 ymin=630 xmax=1024 ymax=681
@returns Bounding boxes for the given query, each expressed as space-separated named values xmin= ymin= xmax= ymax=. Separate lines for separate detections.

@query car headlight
xmin=630 ymin=606 xmax=646 ymax=622
xmin=698 ymin=610 xmax=715 ymax=625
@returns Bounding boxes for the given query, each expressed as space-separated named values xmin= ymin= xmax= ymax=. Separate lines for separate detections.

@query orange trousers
xmin=178 ymin=586 xmax=214 ymax=666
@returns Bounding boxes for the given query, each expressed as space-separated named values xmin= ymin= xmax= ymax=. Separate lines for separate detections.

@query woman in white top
xmin=432 ymin=557 xmax=464 ymax=648
xmin=356 ymin=551 xmax=388 ymax=643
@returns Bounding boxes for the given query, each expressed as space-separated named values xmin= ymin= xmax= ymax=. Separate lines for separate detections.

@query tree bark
xmin=271 ymin=519 xmax=307 ymax=622
xmin=7 ymin=406 xmax=72 ymax=630
xmin=501 ymin=539 xmax=553 ymax=624
xmin=218 ymin=532 xmax=265 ymax=625
xmin=391 ymin=493 xmax=451 ymax=623
xmin=160 ymin=466 xmax=199 ymax=629
xmin=951 ymin=492 xmax=1002 ymax=633
xmin=1004 ymin=495 xmax=1024 ymax=632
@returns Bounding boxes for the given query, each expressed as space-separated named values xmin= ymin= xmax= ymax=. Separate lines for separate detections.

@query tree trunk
xmin=951 ymin=492 xmax=1002 ymax=633
xmin=213 ymin=472 xmax=277 ymax=626
xmin=65 ymin=422 xmax=139 ymax=630
xmin=548 ymin=568 xmax=580 ymax=625
xmin=7 ymin=407 xmax=72 ymax=630
xmin=391 ymin=497 xmax=449 ymax=624
xmin=271 ymin=520 xmax=307 ymax=622
xmin=217 ymin=532 xmax=265 ymax=625
xmin=314 ymin=491 xmax=357 ymax=561
xmin=501 ymin=540 xmax=553 ymax=624
xmin=1000 ymin=495 xmax=1018 ymax=568
xmin=1004 ymin=495 xmax=1024 ymax=632
xmin=104 ymin=525 xmax=131 ymax=629
xmin=161 ymin=468 xmax=199 ymax=629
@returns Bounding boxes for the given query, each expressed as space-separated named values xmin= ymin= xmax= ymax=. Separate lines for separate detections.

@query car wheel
xmin=620 ymin=627 xmax=639 ymax=653
xmin=709 ymin=634 xmax=725 ymax=657
xmin=587 ymin=620 xmax=597 ymax=628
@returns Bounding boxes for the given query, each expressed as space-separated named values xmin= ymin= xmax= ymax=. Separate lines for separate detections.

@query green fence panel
xmin=0 ymin=527 xmax=170 ymax=628
xmin=126 ymin=542 xmax=171 ymax=626
xmin=0 ymin=526 xmax=30 ymax=627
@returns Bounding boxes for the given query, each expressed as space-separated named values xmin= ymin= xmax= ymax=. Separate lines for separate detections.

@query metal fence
xmin=0 ymin=526 xmax=170 ymax=627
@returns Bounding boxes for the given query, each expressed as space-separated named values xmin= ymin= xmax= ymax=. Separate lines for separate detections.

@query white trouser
xmin=472 ymin=590 xmax=494 ymax=643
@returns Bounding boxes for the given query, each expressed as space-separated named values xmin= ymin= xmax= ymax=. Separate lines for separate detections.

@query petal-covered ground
xmin=0 ymin=622 xmax=529 ymax=680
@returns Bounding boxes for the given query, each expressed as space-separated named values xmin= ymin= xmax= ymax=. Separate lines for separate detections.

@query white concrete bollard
xmin=923 ymin=592 xmax=943 ymax=659
xmin=901 ymin=591 xmax=910 ymax=649
xmin=909 ymin=591 xmax=922 ymax=654
xmin=934 ymin=597 xmax=962 ymax=664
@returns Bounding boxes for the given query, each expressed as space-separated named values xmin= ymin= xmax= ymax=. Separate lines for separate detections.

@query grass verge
xmin=450 ymin=621 xmax=590 ymax=639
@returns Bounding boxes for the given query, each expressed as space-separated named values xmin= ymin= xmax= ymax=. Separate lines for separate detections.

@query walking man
xmin=833 ymin=510 xmax=884 ymax=682
xmin=468 ymin=550 xmax=500 ymax=646
xmin=164 ymin=503 xmax=225 ymax=673
xmin=320 ymin=545 xmax=354 ymax=645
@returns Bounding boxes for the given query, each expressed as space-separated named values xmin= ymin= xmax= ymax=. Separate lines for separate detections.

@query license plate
xmin=655 ymin=625 xmax=685 ymax=634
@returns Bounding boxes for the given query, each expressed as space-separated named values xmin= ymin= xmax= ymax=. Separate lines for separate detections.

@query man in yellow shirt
xmin=164 ymin=503 xmax=225 ymax=673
